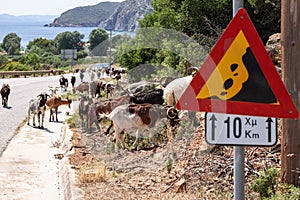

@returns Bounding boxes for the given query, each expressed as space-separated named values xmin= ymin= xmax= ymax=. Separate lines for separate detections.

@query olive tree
xmin=2 ymin=33 xmax=21 ymax=55
xmin=88 ymin=28 xmax=109 ymax=55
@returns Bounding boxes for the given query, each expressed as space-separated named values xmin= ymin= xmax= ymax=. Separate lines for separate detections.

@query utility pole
xmin=109 ymin=29 xmax=112 ymax=69
xmin=281 ymin=0 xmax=300 ymax=186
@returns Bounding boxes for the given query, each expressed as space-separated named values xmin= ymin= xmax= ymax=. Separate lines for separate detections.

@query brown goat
xmin=46 ymin=96 xmax=72 ymax=122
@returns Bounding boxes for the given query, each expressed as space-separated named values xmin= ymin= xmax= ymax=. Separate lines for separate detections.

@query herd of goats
xmin=0 ymin=68 xmax=197 ymax=153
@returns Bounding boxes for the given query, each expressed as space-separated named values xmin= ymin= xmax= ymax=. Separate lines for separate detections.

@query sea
xmin=0 ymin=14 xmax=134 ymax=48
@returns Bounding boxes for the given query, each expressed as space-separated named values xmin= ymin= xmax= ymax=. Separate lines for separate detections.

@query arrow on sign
xmin=209 ymin=114 xmax=217 ymax=141
xmin=266 ymin=118 xmax=274 ymax=143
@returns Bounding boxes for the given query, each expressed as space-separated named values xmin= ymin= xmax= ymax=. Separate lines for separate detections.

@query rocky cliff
xmin=99 ymin=0 xmax=153 ymax=32
xmin=48 ymin=0 xmax=153 ymax=32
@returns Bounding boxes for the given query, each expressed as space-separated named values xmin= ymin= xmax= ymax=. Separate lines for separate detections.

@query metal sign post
xmin=233 ymin=1 xmax=244 ymax=200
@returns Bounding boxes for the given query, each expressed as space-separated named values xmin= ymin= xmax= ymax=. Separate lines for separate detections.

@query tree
xmin=140 ymin=0 xmax=232 ymax=48
xmin=141 ymin=0 xmax=280 ymax=45
xmin=27 ymin=37 xmax=54 ymax=55
xmin=2 ymin=33 xmax=21 ymax=55
xmin=124 ymin=0 xmax=280 ymax=76
xmin=25 ymin=53 xmax=41 ymax=70
xmin=245 ymin=0 xmax=281 ymax=44
xmin=88 ymin=28 xmax=109 ymax=51
xmin=53 ymin=31 xmax=84 ymax=53
xmin=0 ymin=54 xmax=8 ymax=68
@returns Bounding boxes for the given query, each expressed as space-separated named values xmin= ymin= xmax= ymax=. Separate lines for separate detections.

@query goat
xmin=86 ymin=96 xmax=131 ymax=134
xmin=103 ymin=82 xmax=115 ymax=98
xmin=46 ymin=95 xmax=72 ymax=122
xmin=71 ymin=75 xmax=76 ymax=88
xmin=122 ymin=81 xmax=159 ymax=95
xmin=94 ymin=81 xmax=116 ymax=98
xmin=75 ymin=82 xmax=89 ymax=94
xmin=79 ymin=70 xmax=84 ymax=82
xmin=1 ymin=83 xmax=10 ymax=107
xmin=90 ymin=72 xmax=95 ymax=82
xmin=163 ymin=76 xmax=193 ymax=106
xmin=129 ymin=88 xmax=164 ymax=105
xmin=87 ymin=99 xmax=101 ymax=133
xmin=104 ymin=103 xmax=179 ymax=153
xmin=48 ymin=86 xmax=60 ymax=97
xmin=91 ymin=89 xmax=164 ymax=134
xmin=27 ymin=93 xmax=49 ymax=129
xmin=163 ymin=75 xmax=199 ymax=126
xmin=89 ymin=81 xmax=98 ymax=98
xmin=59 ymin=75 xmax=68 ymax=91
xmin=78 ymin=94 xmax=90 ymax=129
xmin=95 ymin=81 xmax=103 ymax=98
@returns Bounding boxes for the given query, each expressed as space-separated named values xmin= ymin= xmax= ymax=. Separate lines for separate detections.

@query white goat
xmin=105 ymin=103 xmax=179 ymax=153
xmin=163 ymin=76 xmax=199 ymax=126
xmin=163 ymin=76 xmax=193 ymax=106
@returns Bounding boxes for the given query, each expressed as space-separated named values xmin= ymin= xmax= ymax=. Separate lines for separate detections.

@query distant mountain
xmin=49 ymin=2 xmax=120 ymax=27
xmin=99 ymin=0 xmax=153 ymax=32
xmin=47 ymin=0 xmax=153 ymax=32
xmin=0 ymin=14 xmax=57 ymax=25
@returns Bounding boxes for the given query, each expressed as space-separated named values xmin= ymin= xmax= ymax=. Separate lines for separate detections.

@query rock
xmin=99 ymin=0 xmax=153 ymax=32
xmin=265 ymin=33 xmax=281 ymax=71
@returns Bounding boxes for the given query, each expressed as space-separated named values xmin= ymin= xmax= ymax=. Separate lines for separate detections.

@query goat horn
xmin=166 ymin=107 xmax=177 ymax=119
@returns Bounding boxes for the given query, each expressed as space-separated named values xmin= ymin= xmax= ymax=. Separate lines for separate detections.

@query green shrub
xmin=251 ymin=167 xmax=279 ymax=198
xmin=66 ymin=112 xmax=81 ymax=129
xmin=166 ymin=155 xmax=173 ymax=174
xmin=276 ymin=183 xmax=300 ymax=200
xmin=4 ymin=62 xmax=32 ymax=71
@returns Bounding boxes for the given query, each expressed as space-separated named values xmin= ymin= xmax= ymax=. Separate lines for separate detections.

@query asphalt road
xmin=0 ymin=73 xmax=79 ymax=155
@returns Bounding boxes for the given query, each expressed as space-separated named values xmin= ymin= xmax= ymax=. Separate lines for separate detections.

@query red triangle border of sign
xmin=176 ymin=8 xmax=299 ymax=119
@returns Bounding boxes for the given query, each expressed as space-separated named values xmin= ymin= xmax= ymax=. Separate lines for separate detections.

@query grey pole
xmin=233 ymin=0 xmax=244 ymax=16
xmin=109 ymin=29 xmax=112 ymax=69
xmin=233 ymin=1 xmax=245 ymax=200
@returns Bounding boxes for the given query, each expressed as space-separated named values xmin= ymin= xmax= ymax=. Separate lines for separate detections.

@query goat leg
xmin=104 ymin=121 xmax=113 ymax=135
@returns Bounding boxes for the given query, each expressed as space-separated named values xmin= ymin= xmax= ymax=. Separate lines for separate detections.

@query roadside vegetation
xmin=0 ymin=28 xmax=109 ymax=72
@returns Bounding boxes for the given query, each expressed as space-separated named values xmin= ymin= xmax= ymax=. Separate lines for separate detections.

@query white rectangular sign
xmin=205 ymin=113 xmax=277 ymax=146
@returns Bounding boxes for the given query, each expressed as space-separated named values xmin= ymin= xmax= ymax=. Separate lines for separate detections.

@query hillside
xmin=48 ymin=0 xmax=153 ymax=32
xmin=99 ymin=0 xmax=153 ymax=32
xmin=49 ymin=2 xmax=120 ymax=27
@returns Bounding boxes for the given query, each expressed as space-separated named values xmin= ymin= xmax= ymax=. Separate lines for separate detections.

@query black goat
xmin=130 ymin=88 xmax=164 ymax=105
xmin=1 ymin=83 xmax=10 ymax=107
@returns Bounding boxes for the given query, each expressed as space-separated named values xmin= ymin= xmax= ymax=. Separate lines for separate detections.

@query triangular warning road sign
xmin=176 ymin=8 xmax=299 ymax=119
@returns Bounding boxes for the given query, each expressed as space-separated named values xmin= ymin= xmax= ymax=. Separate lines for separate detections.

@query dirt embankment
xmin=67 ymin=113 xmax=281 ymax=199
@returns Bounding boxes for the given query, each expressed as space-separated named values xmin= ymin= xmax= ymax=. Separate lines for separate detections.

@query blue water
xmin=0 ymin=24 xmax=97 ymax=47
xmin=0 ymin=16 xmax=134 ymax=48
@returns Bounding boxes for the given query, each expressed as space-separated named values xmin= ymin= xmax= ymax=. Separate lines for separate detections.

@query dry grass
xmin=78 ymin=161 xmax=106 ymax=185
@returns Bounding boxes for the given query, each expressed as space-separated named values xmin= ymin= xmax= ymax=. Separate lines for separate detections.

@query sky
xmin=0 ymin=0 xmax=124 ymax=16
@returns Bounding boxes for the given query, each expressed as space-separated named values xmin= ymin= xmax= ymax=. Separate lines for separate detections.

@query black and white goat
xmin=27 ymin=93 xmax=50 ymax=129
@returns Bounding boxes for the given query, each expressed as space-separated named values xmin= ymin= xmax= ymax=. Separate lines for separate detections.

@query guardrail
xmin=0 ymin=70 xmax=65 ymax=78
